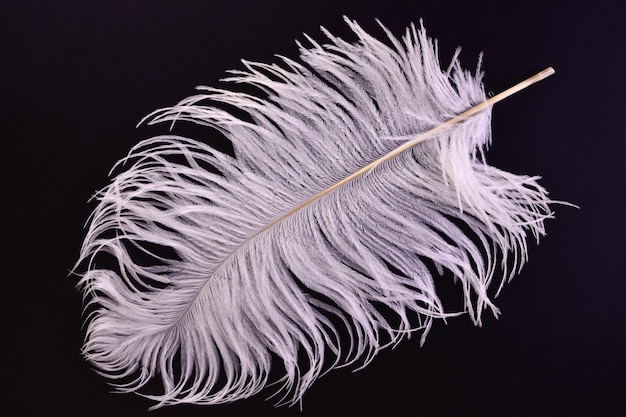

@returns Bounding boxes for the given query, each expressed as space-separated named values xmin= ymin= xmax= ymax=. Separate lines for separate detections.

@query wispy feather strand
xmin=77 ymin=18 xmax=554 ymax=408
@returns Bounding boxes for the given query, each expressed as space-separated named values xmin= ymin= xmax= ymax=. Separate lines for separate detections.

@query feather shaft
xmin=267 ymin=67 xmax=555 ymax=234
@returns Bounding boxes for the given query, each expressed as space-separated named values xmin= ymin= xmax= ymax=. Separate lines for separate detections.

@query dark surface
xmin=4 ymin=1 xmax=625 ymax=416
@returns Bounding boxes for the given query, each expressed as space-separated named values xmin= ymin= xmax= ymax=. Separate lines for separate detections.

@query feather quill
xmin=77 ymin=18 xmax=555 ymax=408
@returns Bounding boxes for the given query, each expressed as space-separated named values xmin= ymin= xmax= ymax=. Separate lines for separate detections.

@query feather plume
xmin=77 ymin=18 xmax=555 ymax=408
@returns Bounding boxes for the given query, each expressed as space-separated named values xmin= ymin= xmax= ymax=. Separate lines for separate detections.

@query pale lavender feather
xmin=77 ymin=18 xmax=553 ymax=408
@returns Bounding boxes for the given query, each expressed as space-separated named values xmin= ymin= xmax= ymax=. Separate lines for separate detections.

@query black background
xmin=4 ymin=1 xmax=625 ymax=416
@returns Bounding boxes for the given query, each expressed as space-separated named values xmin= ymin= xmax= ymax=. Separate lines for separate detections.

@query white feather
xmin=77 ymin=18 xmax=554 ymax=408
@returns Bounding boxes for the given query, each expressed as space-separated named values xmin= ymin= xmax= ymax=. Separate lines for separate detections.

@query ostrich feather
xmin=77 ymin=18 xmax=555 ymax=408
